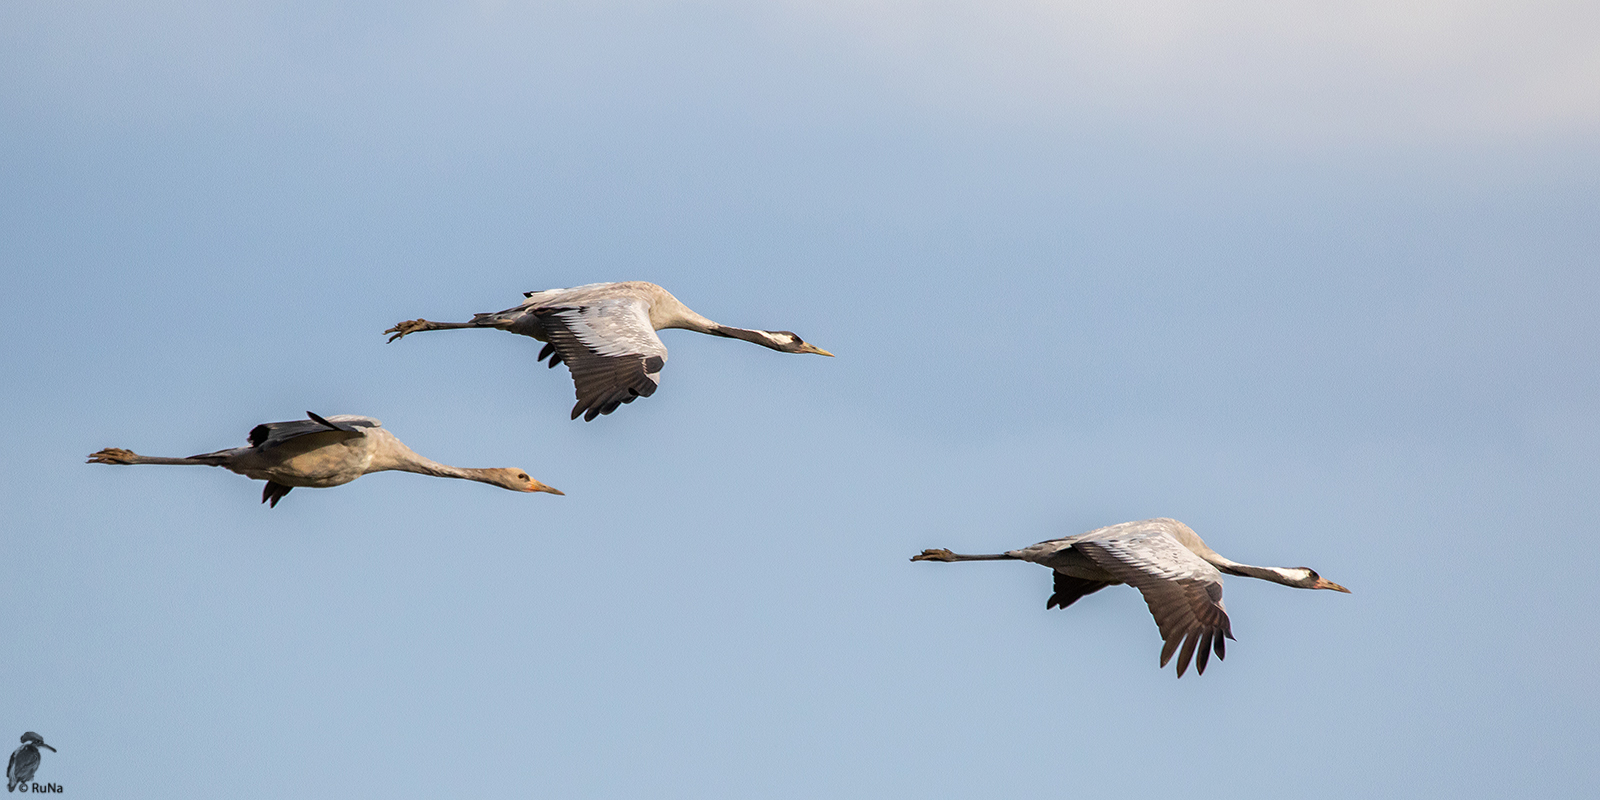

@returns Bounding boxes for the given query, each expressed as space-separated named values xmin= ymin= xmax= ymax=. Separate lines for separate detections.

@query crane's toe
xmin=384 ymin=319 xmax=430 ymax=342
xmin=87 ymin=447 xmax=138 ymax=464
xmin=911 ymin=548 xmax=958 ymax=562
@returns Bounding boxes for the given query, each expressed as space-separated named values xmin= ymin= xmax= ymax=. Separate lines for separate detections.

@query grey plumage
xmin=385 ymin=281 xmax=833 ymax=421
xmin=87 ymin=412 xmax=563 ymax=506
xmin=912 ymin=517 xmax=1350 ymax=677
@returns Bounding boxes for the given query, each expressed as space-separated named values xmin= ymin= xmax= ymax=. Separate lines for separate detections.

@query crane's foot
xmin=384 ymin=319 xmax=432 ymax=343
xmin=911 ymin=548 xmax=957 ymax=562
xmin=87 ymin=448 xmax=138 ymax=464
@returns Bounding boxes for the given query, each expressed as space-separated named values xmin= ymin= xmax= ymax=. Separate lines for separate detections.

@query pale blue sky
xmin=4 ymin=2 xmax=1598 ymax=797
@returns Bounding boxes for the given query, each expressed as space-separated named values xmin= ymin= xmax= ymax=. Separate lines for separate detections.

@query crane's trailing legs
xmin=385 ymin=318 xmax=493 ymax=342
xmin=911 ymin=549 xmax=1017 ymax=562
xmin=87 ymin=448 xmax=224 ymax=466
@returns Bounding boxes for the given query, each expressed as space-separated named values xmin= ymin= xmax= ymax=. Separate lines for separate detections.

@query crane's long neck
xmin=386 ymin=452 xmax=491 ymax=483
xmin=1204 ymin=555 xmax=1305 ymax=586
xmin=707 ymin=325 xmax=790 ymax=349
xmin=652 ymin=296 xmax=790 ymax=349
xmin=371 ymin=437 xmax=504 ymax=487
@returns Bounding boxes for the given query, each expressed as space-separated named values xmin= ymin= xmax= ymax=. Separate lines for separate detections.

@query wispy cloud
xmin=780 ymin=0 xmax=1600 ymax=145
xmin=5 ymin=1 xmax=1596 ymax=148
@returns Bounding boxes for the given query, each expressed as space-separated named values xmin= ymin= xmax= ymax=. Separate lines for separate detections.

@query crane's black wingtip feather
xmin=1175 ymin=630 xmax=1200 ymax=678
xmin=305 ymin=411 xmax=343 ymax=431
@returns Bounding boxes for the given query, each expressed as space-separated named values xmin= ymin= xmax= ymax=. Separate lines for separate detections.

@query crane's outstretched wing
xmin=1074 ymin=531 xmax=1233 ymax=677
xmin=247 ymin=413 xmax=381 ymax=449
xmin=532 ymin=300 xmax=668 ymax=421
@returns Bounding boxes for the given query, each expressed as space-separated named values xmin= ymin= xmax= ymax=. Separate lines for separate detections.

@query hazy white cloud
xmin=778 ymin=0 xmax=1600 ymax=145
xmin=4 ymin=1 xmax=1596 ymax=149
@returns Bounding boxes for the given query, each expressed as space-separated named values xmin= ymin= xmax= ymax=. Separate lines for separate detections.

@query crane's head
xmin=1285 ymin=567 xmax=1350 ymax=593
xmin=19 ymin=732 xmax=54 ymax=752
xmin=489 ymin=468 xmax=564 ymax=496
xmin=760 ymin=330 xmax=834 ymax=357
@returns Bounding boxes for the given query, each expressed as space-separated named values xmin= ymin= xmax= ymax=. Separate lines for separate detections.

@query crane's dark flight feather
xmin=262 ymin=481 xmax=293 ymax=508
xmin=306 ymin=411 xmax=351 ymax=432
xmin=1046 ymin=572 xmax=1110 ymax=610
xmin=532 ymin=307 xmax=664 ymax=422
xmin=1073 ymin=537 xmax=1234 ymax=678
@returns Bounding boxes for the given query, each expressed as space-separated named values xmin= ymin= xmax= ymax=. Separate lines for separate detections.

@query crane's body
xmin=913 ymin=518 xmax=1349 ymax=677
xmin=386 ymin=281 xmax=832 ymax=421
xmin=7 ymin=733 xmax=54 ymax=793
xmin=88 ymin=412 xmax=562 ymax=506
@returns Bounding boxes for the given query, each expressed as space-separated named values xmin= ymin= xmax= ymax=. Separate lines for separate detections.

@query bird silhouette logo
xmin=6 ymin=733 xmax=56 ymax=793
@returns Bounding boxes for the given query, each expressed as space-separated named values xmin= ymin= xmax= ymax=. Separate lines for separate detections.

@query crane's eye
xmin=517 ymin=472 xmax=529 ymax=480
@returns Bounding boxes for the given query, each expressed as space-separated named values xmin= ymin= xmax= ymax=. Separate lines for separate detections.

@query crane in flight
xmin=88 ymin=412 xmax=562 ymax=507
xmin=913 ymin=517 xmax=1349 ymax=677
xmin=386 ymin=281 xmax=832 ymax=421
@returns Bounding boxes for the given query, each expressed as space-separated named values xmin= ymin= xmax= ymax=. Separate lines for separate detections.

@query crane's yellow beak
xmin=798 ymin=343 xmax=834 ymax=357
xmin=528 ymin=481 xmax=565 ymax=496
xmin=1313 ymin=577 xmax=1350 ymax=593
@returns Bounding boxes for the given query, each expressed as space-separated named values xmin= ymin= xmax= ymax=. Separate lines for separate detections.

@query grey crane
xmin=385 ymin=281 xmax=833 ymax=421
xmin=912 ymin=517 xmax=1350 ymax=677
xmin=7 ymin=733 xmax=54 ymax=792
xmin=87 ymin=412 xmax=562 ymax=507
